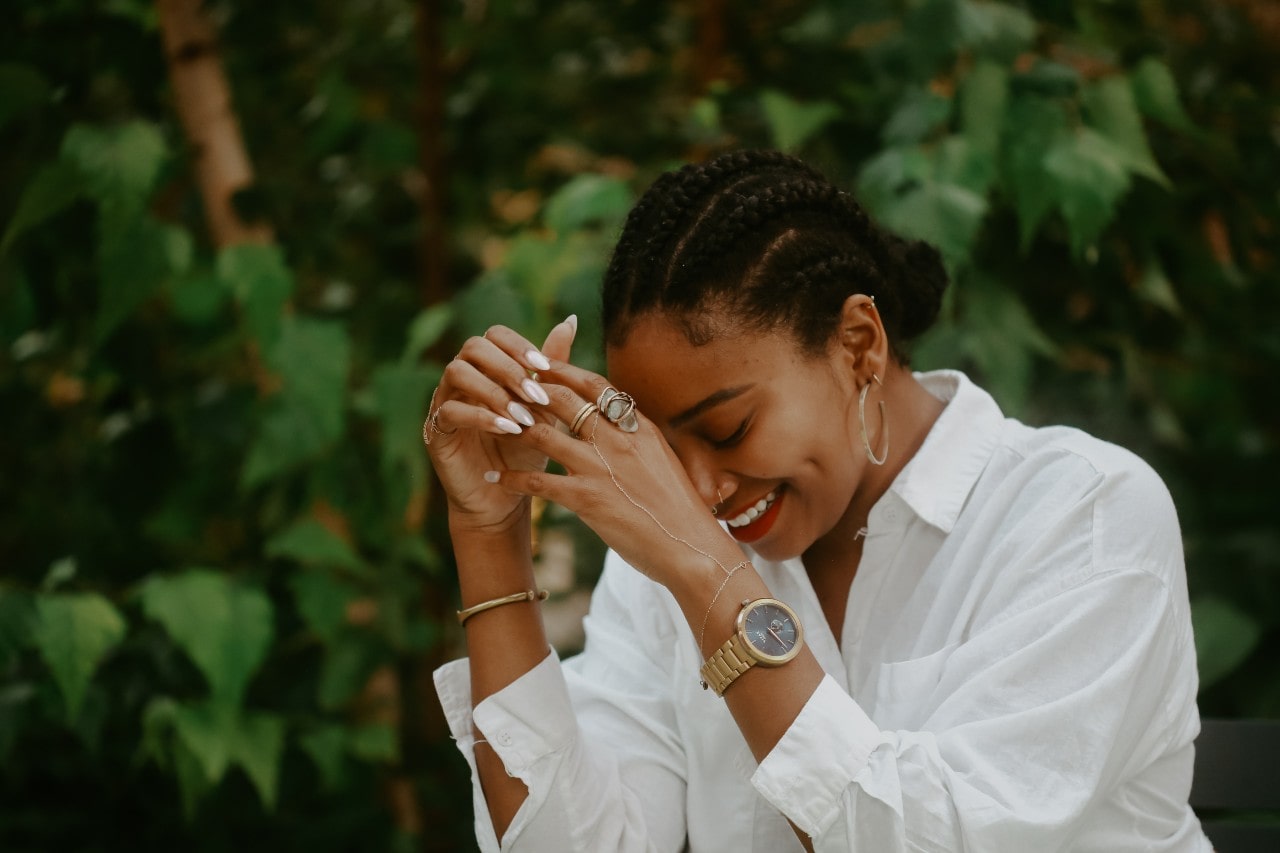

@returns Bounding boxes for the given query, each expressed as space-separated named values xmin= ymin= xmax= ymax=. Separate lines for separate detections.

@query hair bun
xmin=883 ymin=235 xmax=948 ymax=341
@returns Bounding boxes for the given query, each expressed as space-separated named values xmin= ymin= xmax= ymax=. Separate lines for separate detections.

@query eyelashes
xmin=710 ymin=419 xmax=750 ymax=450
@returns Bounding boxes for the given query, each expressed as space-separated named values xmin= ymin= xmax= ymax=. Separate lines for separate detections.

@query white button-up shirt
xmin=435 ymin=371 xmax=1211 ymax=852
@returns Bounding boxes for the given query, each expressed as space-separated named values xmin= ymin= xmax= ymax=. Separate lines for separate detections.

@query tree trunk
xmin=415 ymin=0 xmax=450 ymax=309
xmin=694 ymin=0 xmax=728 ymax=92
xmin=156 ymin=0 xmax=272 ymax=248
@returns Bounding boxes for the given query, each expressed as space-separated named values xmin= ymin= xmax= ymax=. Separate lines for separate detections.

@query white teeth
xmin=727 ymin=491 xmax=779 ymax=528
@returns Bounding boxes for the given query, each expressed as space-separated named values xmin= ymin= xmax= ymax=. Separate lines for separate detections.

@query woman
xmin=428 ymin=151 xmax=1210 ymax=851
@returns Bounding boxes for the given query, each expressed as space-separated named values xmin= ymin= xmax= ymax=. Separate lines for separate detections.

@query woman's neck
xmin=804 ymin=366 xmax=946 ymax=579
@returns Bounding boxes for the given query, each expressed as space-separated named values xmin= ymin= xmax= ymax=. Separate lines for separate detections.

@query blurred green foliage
xmin=0 ymin=0 xmax=1276 ymax=849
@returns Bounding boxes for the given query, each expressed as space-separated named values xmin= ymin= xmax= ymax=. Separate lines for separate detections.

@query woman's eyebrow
xmin=669 ymin=384 xmax=754 ymax=428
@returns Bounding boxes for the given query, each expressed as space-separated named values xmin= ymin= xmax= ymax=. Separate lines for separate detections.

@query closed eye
xmin=710 ymin=419 xmax=749 ymax=450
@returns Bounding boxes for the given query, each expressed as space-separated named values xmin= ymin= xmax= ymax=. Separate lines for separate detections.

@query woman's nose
xmin=685 ymin=455 xmax=735 ymax=516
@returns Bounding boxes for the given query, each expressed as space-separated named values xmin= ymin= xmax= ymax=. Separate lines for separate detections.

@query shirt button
xmin=499 ymin=732 xmax=513 ymax=746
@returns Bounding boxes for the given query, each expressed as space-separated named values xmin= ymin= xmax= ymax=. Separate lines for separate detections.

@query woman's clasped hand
xmin=424 ymin=321 xmax=736 ymax=588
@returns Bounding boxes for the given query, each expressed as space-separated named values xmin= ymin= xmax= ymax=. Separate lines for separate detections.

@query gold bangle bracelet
xmin=457 ymin=588 xmax=549 ymax=625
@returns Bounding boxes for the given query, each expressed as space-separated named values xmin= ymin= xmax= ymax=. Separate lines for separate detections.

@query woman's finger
xmin=432 ymin=397 xmax=527 ymax=438
xmin=437 ymin=357 xmax=538 ymax=431
xmin=540 ymin=360 xmax=635 ymax=420
xmin=479 ymin=324 xmax=555 ymax=374
xmin=541 ymin=315 xmax=577 ymax=365
xmin=455 ymin=335 xmax=553 ymax=409
xmin=510 ymin=417 xmax=598 ymax=471
xmin=486 ymin=466 xmax=594 ymax=513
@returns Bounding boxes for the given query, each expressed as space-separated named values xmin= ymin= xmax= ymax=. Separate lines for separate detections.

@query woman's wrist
xmin=450 ymin=505 xmax=537 ymax=603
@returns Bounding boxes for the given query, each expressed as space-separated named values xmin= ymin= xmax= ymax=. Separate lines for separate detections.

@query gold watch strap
xmin=699 ymin=633 xmax=755 ymax=697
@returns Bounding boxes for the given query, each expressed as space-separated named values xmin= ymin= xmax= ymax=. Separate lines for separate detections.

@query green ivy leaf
xmin=267 ymin=518 xmax=367 ymax=575
xmin=216 ymin=244 xmax=295 ymax=350
xmin=456 ymin=269 xmax=535 ymax=340
xmin=1 ymin=161 xmax=83 ymax=254
xmin=760 ymin=89 xmax=841 ymax=152
xmin=957 ymin=0 xmax=1035 ymax=62
xmin=140 ymin=569 xmax=274 ymax=710
xmin=1131 ymin=57 xmax=1193 ymax=131
xmin=299 ymin=724 xmax=349 ymax=790
xmin=96 ymin=215 xmax=192 ymax=344
xmin=956 ymin=275 xmax=1058 ymax=413
xmin=876 ymin=181 xmax=988 ymax=271
xmin=933 ymin=136 xmax=996 ymax=195
xmin=856 ymin=146 xmax=933 ymax=215
xmin=1001 ymin=94 xmax=1071 ymax=247
xmin=881 ymin=87 xmax=952 ymax=145
xmin=289 ymin=571 xmax=358 ymax=644
xmin=318 ymin=638 xmax=382 ymax=711
xmin=41 ymin=556 xmax=77 ymax=592
xmin=1043 ymin=128 xmax=1132 ymax=256
xmin=401 ymin=303 xmax=453 ymax=364
xmin=1136 ymin=258 xmax=1183 ymax=316
xmin=370 ymin=362 xmax=434 ymax=476
xmin=171 ymin=700 xmax=231 ymax=784
xmin=689 ymin=95 xmax=721 ymax=133
xmin=543 ymin=174 xmax=632 ymax=234
xmin=243 ymin=317 xmax=350 ymax=488
xmin=505 ymin=233 xmax=577 ymax=307
xmin=348 ymin=722 xmax=399 ymax=763
xmin=1082 ymin=76 xmax=1169 ymax=187
xmin=1192 ymin=595 xmax=1262 ymax=689
xmin=61 ymin=121 xmax=167 ymax=210
xmin=172 ymin=732 xmax=214 ymax=819
xmin=168 ymin=271 xmax=229 ymax=326
xmin=959 ymin=61 xmax=1009 ymax=154
xmin=31 ymin=593 xmax=126 ymax=721
xmin=0 ymin=63 xmax=51 ymax=130
xmin=229 ymin=712 xmax=285 ymax=811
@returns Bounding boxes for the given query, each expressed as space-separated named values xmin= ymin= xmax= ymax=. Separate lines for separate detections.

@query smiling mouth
xmin=725 ymin=488 xmax=784 ymax=543
xmin=726 ymin=491 xmax=778 ymax=528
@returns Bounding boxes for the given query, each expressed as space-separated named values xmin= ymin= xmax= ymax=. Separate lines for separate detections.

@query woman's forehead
xmin=605 ymin=314 xmax=807 ymax=421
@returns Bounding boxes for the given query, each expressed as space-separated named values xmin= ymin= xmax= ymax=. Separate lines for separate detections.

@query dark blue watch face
xmin=744 ymin=602 xmax=798 ymax=657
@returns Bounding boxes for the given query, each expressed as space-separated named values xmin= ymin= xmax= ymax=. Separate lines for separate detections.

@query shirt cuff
xmin=434 ymin=650 xmax=579 ymax=849
xmin=433 ymin=648 xmax=579 ymax=776
xmin=751 ymin=674 xmax=884 ymax=836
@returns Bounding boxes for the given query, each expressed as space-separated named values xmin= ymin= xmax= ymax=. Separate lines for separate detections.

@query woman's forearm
xmin=451 ymin=508 xmax=549 ymax=837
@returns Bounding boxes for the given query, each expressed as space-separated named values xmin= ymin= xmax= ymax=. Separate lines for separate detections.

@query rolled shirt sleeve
xmin=433 ymin=553 xmax=689 ymax=852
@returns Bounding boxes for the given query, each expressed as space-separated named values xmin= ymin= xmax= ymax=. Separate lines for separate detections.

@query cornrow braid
xmin=602 ymin=150 xmax=948 ymax=360
xmin=668 ymin=178 xmax=845 ymax=291
xmin=603 ymin=150 xmax=813 ymax=333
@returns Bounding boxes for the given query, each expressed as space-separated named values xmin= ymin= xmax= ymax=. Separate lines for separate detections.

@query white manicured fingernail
xmin=507 ymin=401 xmax=535 ymax=427
xmin=483 ymin=471 xmax=501 ymax=483
xmin=521 ymin=378 xmax=550 ymax=406
xmin=525 ymin=349 xmax=551 ymax=371
xmin=494 ymin=416 xmax=523 ymax=434
xmin=564 ymin=314 xmax=578 ymax=333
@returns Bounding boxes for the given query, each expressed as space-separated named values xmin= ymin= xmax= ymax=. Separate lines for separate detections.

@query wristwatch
xmin=699 ymin=598 xmax=804 ymax=697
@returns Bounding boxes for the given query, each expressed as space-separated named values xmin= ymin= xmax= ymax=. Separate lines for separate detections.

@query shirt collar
xmin=888 ymin=370 xmax=1004 ymax=534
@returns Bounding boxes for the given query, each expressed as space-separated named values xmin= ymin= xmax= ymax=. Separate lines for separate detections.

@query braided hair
xmin=602 ymin=150 xmax=948 ymax=360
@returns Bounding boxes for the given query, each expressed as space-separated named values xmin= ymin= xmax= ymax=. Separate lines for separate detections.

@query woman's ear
xmin=836 ymin=294 xmax=889 ymax=382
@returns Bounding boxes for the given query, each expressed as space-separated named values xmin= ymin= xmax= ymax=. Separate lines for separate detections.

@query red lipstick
xmin=727 ymin=489 xmax=784 ymax=543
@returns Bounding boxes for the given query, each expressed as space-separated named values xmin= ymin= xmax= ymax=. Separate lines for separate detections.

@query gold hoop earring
xmin=710 ymin=488 xmax=725 ymax=516
xmin=859 ymin=374 xmax=888 ymax=466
